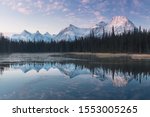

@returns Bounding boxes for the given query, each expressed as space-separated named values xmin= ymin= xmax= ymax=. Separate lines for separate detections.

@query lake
xmin=0 ymin=53 xmax=150 ymax=100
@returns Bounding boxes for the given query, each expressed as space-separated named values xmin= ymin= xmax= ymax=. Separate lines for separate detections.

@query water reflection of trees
xmin=0 ymin=64 xmax=10 ymax=75
xmin=56 ymin=59 xmax=150 ymax=85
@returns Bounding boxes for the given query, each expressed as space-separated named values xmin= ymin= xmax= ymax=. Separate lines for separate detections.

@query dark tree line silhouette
xmin=0 ymin=27 xmax=150 ymax=53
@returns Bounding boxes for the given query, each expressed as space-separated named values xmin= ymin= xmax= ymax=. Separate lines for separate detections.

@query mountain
xmin=11 ymin=30 xmax=52 ymax=42
xmin=106 ymin=16 xmax=135 ymax=34
xmin=54 ymin=24 xmax=91 ymax=41
xmin=93 ymin=68 xmax=133 ymax=87
xmin=43 ymin=32 xmax=53 ymax=42
xmin=92 ymin=21 xmax=107 ymax=37
xmin=56 ymin=64 xmax=91 ymax=78
xmin=54 ymin=16 xmax=135 ymax=41
xmin=11 ymin=16 xmax=136 ymax=42
xmin=11 ymin=30 xmax=33 ymax=41
xmin=33 ymin=31 xmax=44 ymax=41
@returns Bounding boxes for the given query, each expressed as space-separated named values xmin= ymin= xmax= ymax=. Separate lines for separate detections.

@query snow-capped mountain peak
xmin=111 ymin=16 xmax=129 ymax=24
xmin=11 ymin=30 xmax=52 ymax=42
xmin=54 ymin=24 xmax=91 ymax=41
xmin=44 ymin=32 xmax=53 ymax=42
xmin=33 ymin=31 xmax=43 ymax=41
xmin=109 ymin=16 xmax=135 ymax=28
xmin=106 ymin=16 xmax=135 ymax=34
xmin=35 ymin=30 xmax=41 ymax=34
xmin=44 ymin=32 xmax=51 ymax=36
xmin=61 ymin=24 xmax=79 ymax=33
xmin=92 ymin=21 xmax=107 ymax=37
xmin=95 ymin=21 xmax=107 ymax=27
xmin=69 ymin=24 xmax=77 ymax=28
xmin=21 ymin=30 xmax=31 ymax=36
xmin=11 ymin=30 xmax=33 ymax=41
xmin=22 ymin=30 xmax=28 ymax=33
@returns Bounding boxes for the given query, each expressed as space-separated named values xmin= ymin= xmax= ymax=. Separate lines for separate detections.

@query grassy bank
xmin=61 ymin=52 xmax=150 ymax=60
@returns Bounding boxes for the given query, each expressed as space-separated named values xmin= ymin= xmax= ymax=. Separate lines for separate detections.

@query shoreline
xmin=65 ymin=52 xmax=150 ymax=60
xmin=0 ymin=52 xmax=150 ymax=60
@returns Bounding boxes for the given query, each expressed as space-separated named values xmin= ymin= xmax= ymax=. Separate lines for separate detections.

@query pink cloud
xmin=0 ymin=0 xmax=32 ymax=15
xmin=17 ymin=7 xmax=31 ymax=15
xmin=81 ymin=0 xmax=90 ymax=4
xmin=94 ymin=11 xmax=105 ymax=21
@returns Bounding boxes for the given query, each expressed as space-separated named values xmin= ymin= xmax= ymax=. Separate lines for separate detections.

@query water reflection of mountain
xmin=12 ymin=63 xmax=54 ymax=73
xmin=0 ymin=60 xmax=150 ymax=87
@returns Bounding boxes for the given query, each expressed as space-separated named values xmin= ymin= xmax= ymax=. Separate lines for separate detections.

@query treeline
xmin=0 ymin=33 xmax=51 ymax=53
xmin=0 ymin=27 xmax=150 ymax=53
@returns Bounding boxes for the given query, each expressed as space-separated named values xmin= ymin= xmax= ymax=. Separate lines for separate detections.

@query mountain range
xmin=11 ymin=16 xmax=136 ymax=42
xmin=11 ymin=30 xmax=53 ymax=42
xmin=11 ymin=63 xmax=133 ymax=87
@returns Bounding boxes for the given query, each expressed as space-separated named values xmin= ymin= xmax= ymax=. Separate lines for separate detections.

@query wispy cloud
xmin=16 ymin=7 xmax=31 ymax=15
xmin=93 ymin=11 xmax=105 ymax=21
xmin=130 ymin=10 xmax=150 ymax=22
xmin=45 ymin=1 xmax=68 ymax=13
xmin=81 ymin=0 xmax=90 ymax=4
xmin=14 ymin=1 xmax=32 ymax=14
xmin=34 ymin=0 xmax=44 ymax=9
xmin=0 ymin=0 xmax=68 ymax=15
xmin=130 ymin=11 xmax=139 ymax=15
xmin=0 ymin=0 xmax=32 ymax=14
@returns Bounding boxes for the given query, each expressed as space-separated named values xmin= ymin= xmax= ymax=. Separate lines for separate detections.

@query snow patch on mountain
xmin=54 ymin=24 xmax=91 ymax=41
xmin=11 ymin=30 xmax=53 ymax=42
xmin=43 ymin=32 xmax=53 ymax=42
xmin=92 ymin=21 xmax=107 ymax=37
xmin=12 ymin=30 xmax=33 ymax=41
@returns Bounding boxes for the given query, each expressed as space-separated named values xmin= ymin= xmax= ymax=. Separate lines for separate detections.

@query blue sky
xmin=0 ymin=0 xmax=149 ymax=34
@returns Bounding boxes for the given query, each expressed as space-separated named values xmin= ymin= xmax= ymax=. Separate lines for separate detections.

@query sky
xmin=0 ymin=0 xmax=149 ymax=35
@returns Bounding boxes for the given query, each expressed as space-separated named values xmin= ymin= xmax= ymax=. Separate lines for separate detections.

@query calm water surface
xmin=0 ymin=53 xmax=150 ymax=100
